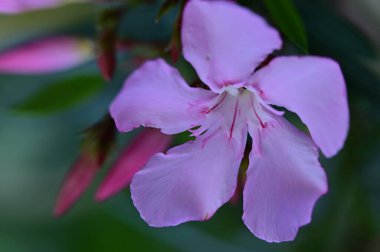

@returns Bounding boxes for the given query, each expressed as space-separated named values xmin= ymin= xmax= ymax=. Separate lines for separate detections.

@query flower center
xmin=195 ymin=88 xmax=280 ymax=140
xmin=224 ymin=86 xmax=241 ymax=96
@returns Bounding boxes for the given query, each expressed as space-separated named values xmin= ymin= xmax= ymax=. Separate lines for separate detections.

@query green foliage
xmin=295 ymin=0 xmax=380 ymax=107
xmin=0 ymin=4 xmax=95 ymax=51
xmin=264 ymin=0 xmax=309 ymax=53
xmin=13 ymin=75 xmax=104 ymax=115
xmin=156 ymin=0 xmax=179 ymax=23
xmin=295 ymin=0 xmax=375 ymax=58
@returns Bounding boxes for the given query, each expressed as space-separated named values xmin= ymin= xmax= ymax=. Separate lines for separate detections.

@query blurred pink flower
xmin=95 ymin=129 xmax=172 ymax=201
xmin=54 ymin=150 xmax=101 ymax=217
xmin=0 ymin=0 xmax=87 ymax=14
xmin=109 ymin=0 xmax=349 ymax=243
xmin=0 ymin=36 xmax=93 ymax=74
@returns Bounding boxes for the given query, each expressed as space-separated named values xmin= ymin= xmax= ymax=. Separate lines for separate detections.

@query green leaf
xmin=156 ymin=0 xmax=179 ymax=23
xmin=264 ymin=0 xmax=308 ymax=53
xmin=13 ymin=75 xmax=104 ymax=115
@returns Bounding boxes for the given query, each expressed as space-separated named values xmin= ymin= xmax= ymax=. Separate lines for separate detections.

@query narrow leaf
xmin=264 ymin=0 xmax=308 ymax=53
xmin=156 ymin=0 xmax=179 ymax=23
xmin=13 ymin=75 xmax=104 ymax=115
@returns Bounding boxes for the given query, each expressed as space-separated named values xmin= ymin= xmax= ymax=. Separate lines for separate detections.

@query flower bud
xmin=54 ymin=115 xmax=115 ymax=217
xmin=0 ymin=0 xmax=89 ymax=15
xmin=96 ymin=8 xmax=123 ymax=81
xmin=95 ymin=129 xmax=172 ymax=201
xmin=0 ymin=36 xmax=93 ymax=74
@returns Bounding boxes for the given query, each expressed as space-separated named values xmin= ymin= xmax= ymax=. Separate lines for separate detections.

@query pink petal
xmin=182 ymin=0 xmax=282 ymax=93
xmin=250 ymin=56 xmax=349 ymax=157
xmin=54 ymin=151 xmax=100 ymax=217
xmin=0 ymin=0 xmax=86 ymax=14
xmin=110 ymin=59 xmax=215 ymax=134
xmin=0 ymin=36 xmax=93 ymax=74
xmin=95 ymin=129 xmax=172 ymax=201
xmin=243 ymin=117 xmax=327 ymax=242
xmin=130 ymin=129 xmax=245 ymax=227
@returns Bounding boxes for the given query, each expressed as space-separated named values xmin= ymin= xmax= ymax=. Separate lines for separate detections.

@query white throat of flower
xmin=224 ymin=86 xmax=240 ymax=96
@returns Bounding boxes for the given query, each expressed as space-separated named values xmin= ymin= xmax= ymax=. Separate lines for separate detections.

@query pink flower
xmin=109 ymin=0 xmax=349 ymax=243
xmin=0 ymin=36 xmax=93 ymax=74
xmin=95 ymin=129 xmax=172 ymax=201
xmin=0 ymin=0 xmax=87 ymax=14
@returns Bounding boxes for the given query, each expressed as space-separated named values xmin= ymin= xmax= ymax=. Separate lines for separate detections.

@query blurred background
xmin=0 ymin=0 xmax=379 ymax=251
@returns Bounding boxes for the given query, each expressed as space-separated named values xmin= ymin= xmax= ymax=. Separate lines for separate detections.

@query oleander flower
xmin=0 ymin=36 xmax=93 ymax=74
xmin=109 ymin=0 xmax=349 ymax=242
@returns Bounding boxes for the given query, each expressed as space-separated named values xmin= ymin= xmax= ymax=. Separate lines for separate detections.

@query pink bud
xmin=97 ymin=48 xmax=116 ymax=81
xmin=0 ymin=0 xmax=88 ymax=14
xmin=95 ymin=129 xmax=172 ymax=201
xmin=96 ymin=9 xmax=122 ymax=81
xmin=53 ymin=151 xmax=100 ymax=217
xmin=0 ymin=36 xmax=93 ymax=74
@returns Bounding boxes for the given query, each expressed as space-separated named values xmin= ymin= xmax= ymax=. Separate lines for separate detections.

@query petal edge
xmin=243 ymin=117 xmax=327 ymax=242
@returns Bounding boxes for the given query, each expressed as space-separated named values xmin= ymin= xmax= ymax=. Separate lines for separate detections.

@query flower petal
xmin=131 ymin=129 xmax=245 ymax=227
xmin=182 ymin=0 xmax=282 ymax=93
xmin=249 ymin=56 xmax=349 ymax=157
xmin=95 ymin=129 xmax=172 ymax=201
xmin=0 ymin=36 xmax=93 ymax=74
xmin=243 ymin=117 xmax=327 ymax=242
xmin=110 ymin=59 xmax=215 ymax=134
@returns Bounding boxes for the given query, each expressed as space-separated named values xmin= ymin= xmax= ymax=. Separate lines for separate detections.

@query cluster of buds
xmin=54 ymin=116 xmax=172 ymax=217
